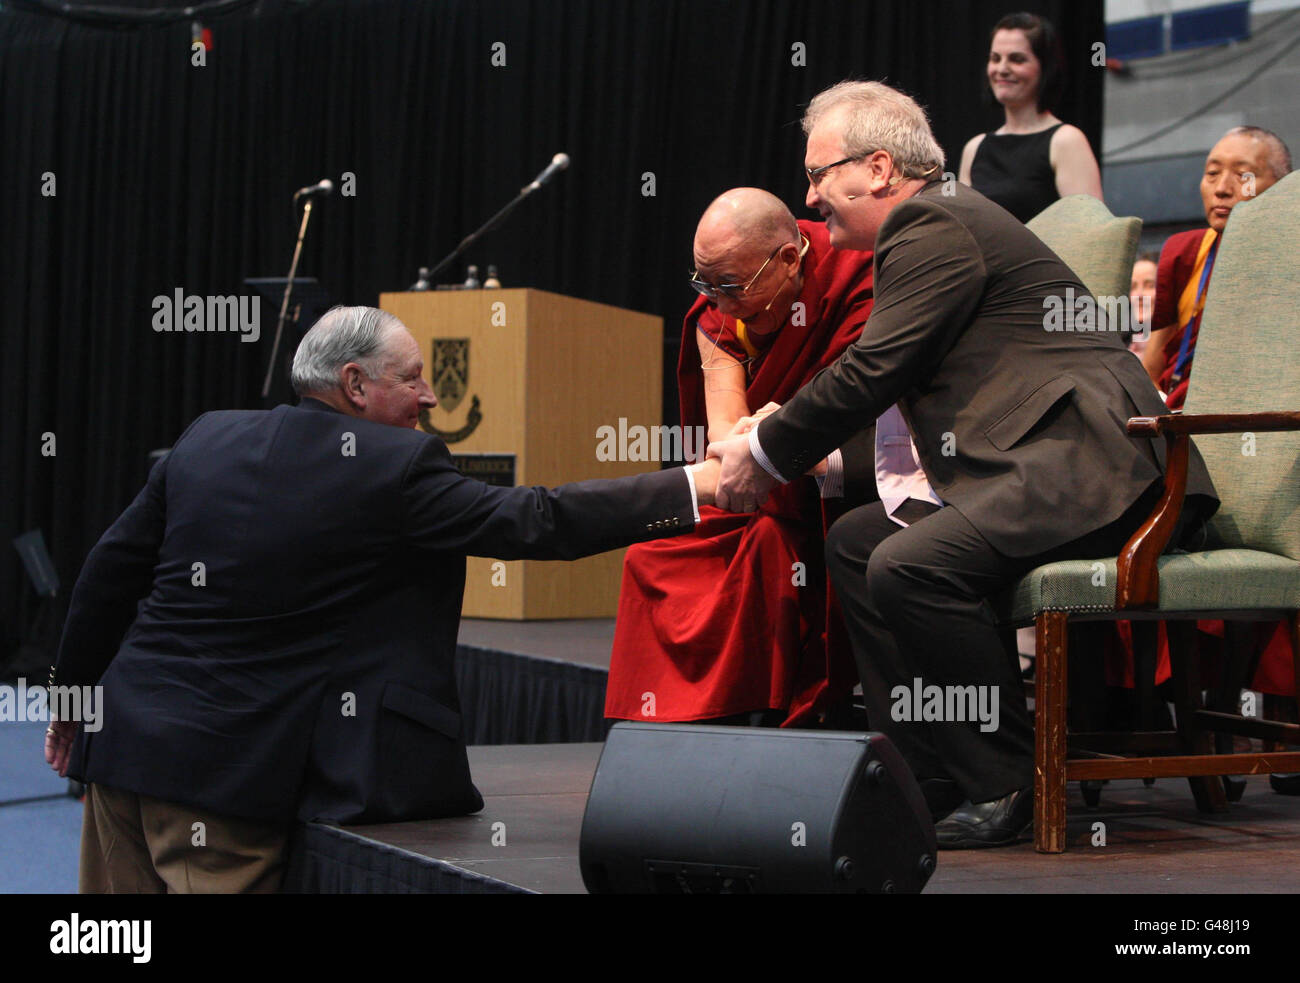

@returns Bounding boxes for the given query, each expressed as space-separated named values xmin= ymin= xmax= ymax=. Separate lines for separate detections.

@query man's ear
xmin=865 ymin=150 xmax=897 ymax=193
xmin=779 ymin=238 xmax=803 ymax=273
xmin=341 ymin=364 xmax=367 ymax=409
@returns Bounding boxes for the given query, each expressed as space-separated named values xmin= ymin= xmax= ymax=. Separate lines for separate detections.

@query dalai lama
xmin=605 ymin=188 xmax=877 ymax=727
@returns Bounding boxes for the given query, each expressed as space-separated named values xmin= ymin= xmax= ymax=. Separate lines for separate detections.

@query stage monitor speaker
xmin=580 ymin=723 xmax=936 ymax=894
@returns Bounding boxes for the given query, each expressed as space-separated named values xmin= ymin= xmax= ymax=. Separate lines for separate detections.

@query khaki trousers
xmin=79 ymin=782 xmax=289 ymax=894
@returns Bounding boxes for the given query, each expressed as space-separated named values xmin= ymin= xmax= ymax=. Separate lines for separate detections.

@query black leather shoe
xmin=918 ymin=778 xmax=966 ymax=822
xmin=1271 ymin=773 xmax=1300 ymax=796
xmin=934 ymin=787 xmax=1033 ymax=849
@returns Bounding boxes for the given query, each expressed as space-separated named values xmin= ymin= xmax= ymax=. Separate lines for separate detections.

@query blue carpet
xmin=0 ymin=717 xmax=82 ymax=892
xmin=0 ymin=797 xmax=82 ymax=893
xmin=0 ymin=717 xmax=69 ymax=803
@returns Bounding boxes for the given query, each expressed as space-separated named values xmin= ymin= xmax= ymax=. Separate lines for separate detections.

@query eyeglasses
xmin=805 ymin=155 xmax=862 ymax=186
xmin=689 ymin=242 xmax=786 ymax=301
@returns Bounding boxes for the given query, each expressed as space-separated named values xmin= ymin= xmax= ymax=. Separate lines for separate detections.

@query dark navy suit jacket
xmin=56 ymin=398 xmax=697 ymax=823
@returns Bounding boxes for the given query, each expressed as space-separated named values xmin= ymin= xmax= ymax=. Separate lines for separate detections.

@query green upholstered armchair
xmin=1005 ymin=174 xmax=1300 ymax=853
xmin=1027 ymin=194 xmax=1141 ymax=302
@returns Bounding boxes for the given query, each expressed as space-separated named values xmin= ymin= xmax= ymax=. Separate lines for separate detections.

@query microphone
xmin=522 ymin=153 xmax=570 ymax=194
xmin=421 ymin=153 xmax=569 ymax=285
xmin=293 ymin=179 xmax=334 ymax=200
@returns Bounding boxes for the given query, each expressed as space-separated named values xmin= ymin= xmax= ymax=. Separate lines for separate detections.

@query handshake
xmin=689 ymin=402 xmax=795 ymax=513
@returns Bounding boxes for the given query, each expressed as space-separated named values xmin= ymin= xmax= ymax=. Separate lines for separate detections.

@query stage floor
xmin=330 ymin=742 xmax=1300 ymax=894
xmin=458 ymin=617 xmax=619 ymax=670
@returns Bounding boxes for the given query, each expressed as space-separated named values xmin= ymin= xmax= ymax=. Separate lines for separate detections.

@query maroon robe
xmin=605 ymin=220 xmax=874 ymax=724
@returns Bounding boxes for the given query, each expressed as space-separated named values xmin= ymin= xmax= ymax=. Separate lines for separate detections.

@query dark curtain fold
xmin=283 ymin=822 xmax=529 ymax=894
xmin=455 ymin=644 xmax=611 ymax=745
xmin=0 ymin=0 xmax=1102 ymax=654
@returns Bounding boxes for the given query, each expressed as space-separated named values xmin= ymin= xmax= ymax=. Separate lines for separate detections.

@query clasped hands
xmin=690 ymin=402 xmax=782 ymax=514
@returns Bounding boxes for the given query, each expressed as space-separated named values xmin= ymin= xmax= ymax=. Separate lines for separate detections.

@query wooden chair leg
xmin=1168 ymin=621 xmax=1228 ymax=812
xmin=1035 ymin=611 xmax=1069 ymax=853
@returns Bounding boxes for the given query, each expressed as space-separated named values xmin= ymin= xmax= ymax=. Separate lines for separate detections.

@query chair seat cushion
xmin=998 ymin=548 xmax=1300 ymax=622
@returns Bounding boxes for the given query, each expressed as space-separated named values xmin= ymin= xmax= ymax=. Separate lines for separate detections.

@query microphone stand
xmin=261 ymin=196 xmax=316 ymax=399
xmin=424 ymin=181 xmax=544 ymax=283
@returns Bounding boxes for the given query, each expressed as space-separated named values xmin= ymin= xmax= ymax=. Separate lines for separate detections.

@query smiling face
xmin=1201 ymin=132 xmax=1279 ymax=233
xmin=355 ymin=328 xmax=437 ymax=429
xmin=804 ymin=108 xmax=890 ymax=250
xmin=987 ymin=29 xmax=1042 ymax=109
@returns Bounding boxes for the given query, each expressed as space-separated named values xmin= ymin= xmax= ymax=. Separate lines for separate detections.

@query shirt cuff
xmin=818 ymin=449 xmax=844 ymax=498
xmin=748 ymin=426 xmax=786 ymax=483
xmin=683 ymin=465 xmax=702 ymax=523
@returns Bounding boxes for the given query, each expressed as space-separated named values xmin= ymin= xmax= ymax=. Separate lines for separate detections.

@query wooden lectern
xmin=380 ymin=288 xmax=664 ymax=619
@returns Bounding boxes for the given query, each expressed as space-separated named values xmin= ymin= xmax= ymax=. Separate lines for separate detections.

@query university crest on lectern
xmin=432 ymin=338 xmax=469 ymax=411
xmin=420 ymin=338 xmax=482 ymax=443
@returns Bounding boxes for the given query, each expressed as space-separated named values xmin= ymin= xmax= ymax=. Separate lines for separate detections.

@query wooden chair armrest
xmin=1117 ymin=411 xmax=1300 ymax=609
xmin=1128 ymin=411 xmax=1300 ymax=437
xmin=1116 ymin=431 xmax=1189 ymax=610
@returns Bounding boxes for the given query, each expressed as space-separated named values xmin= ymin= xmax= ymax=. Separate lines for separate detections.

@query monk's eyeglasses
xmin=689 ymin=242 xmax=786 ymax=301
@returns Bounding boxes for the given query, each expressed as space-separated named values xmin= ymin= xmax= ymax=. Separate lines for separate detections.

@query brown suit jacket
xmin=756 ymin=181 xmax=1217 ymax=557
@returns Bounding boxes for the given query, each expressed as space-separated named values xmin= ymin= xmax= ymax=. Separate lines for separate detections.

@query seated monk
xmin=1141 ymin=126 xmax=1291 ymax=408
xmin=605 ymin=188 xmax=876 ymax=726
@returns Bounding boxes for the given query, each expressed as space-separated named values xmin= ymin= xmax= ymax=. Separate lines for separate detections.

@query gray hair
xmin=1223 ymin=125 xmax=1292 ymax=181
xmin=803 ymin=80 xmax=946 ymax=179
xmin=291 ymin=305 xmax=405 ymax=395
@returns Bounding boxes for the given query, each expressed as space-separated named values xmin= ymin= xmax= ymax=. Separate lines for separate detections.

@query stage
xmin=285 ymin=743 xmax=1300 ymax=894
xmin=281 ymin=618 xmax=1300 ymax=894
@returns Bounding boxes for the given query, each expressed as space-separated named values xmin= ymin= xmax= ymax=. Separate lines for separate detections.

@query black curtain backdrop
xmin=0 ymin=0 xmax=1102 ymax=658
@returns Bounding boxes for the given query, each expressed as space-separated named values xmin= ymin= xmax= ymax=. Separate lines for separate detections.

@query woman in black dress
xmin=957 ymin=12 xmax=1103 ymax=223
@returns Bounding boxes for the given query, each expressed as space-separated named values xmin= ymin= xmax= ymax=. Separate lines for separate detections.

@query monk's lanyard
xmin=1170 ymin=238 xmax=1219 ymax=386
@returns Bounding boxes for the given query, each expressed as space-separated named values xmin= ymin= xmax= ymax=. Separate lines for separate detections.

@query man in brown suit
xmin=710 ymin=81 xmax=1217 ymax=847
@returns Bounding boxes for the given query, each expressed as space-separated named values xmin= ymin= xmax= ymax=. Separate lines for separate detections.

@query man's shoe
xmin=918 ymin=778 xmax=966 ymax=822
xmin=934 ymin=788 xmax=1033 ymax=849
xmin=1270 ymin=773 xmax=1300 ymax=796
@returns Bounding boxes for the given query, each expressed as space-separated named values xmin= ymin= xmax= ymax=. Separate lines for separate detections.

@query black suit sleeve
xmin=53 ymin=455 xmax=168 ymax=690
xmin=401 ymin=439 xmax=697 ymax=560
xmin=757 ymin=201 xmax=987 ymax=480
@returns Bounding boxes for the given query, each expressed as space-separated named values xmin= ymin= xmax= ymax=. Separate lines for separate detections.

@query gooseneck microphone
xmin=420 ymin=152 xmax=571 ymax=284
xmin=523 ymin=153 xmax=570 ymax=194
xmin=263 ymin=179 xmax=332 ymax=397
xmin=293 ymin=179 xmax=334 ymax=200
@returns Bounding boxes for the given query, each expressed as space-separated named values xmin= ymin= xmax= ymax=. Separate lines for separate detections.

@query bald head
xmin=1201 ymin=126 xmax=1294 ymax=232
xmin=695 ymin=187 xmax=800 ymax=259
xmin=690 ymin=188 xmax=807 ymax=330
xmin=1221 ymin=126 xmax=1292 ymax=182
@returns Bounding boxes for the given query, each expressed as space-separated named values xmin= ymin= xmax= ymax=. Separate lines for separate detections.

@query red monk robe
xmin=605 ymin=220 xmax=874 ymax=725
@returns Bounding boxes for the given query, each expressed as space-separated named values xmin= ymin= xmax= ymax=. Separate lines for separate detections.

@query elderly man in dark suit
xmin=709 ymin=81 xmax=1217 ymax=847
xmin=46 ymin=305 xmax=721 ymax=892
